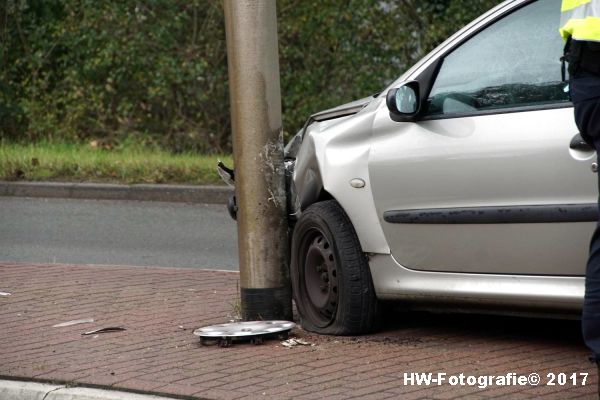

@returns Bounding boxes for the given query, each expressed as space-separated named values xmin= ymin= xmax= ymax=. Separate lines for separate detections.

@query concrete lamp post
xmin=223 ymin=0 xmax=293 ymax=321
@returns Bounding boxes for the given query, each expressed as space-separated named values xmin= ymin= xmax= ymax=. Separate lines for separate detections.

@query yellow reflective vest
xmin=560 ymin=0 xmax=600 ymax=41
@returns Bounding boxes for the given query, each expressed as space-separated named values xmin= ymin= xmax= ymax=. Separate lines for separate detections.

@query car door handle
xmin=570 ymin=133 xmax=593 ymax=151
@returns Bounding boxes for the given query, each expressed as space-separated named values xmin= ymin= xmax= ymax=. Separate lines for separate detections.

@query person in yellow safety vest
xmin=561 ymin=0 xmax=600 ymax=396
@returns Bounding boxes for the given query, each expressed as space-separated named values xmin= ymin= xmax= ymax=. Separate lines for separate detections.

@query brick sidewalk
xmin=0 ymin=262 xmax=595 ymax=399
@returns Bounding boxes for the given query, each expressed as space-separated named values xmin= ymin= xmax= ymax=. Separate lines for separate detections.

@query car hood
xmin=310 ymin=95 xmax=376 ymax=123
xmin=284 ymin=94 xmax=376 ymax=159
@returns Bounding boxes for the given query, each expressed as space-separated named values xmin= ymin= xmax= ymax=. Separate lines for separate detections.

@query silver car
xmin=284 ymin=0 xmax=598 ymax=334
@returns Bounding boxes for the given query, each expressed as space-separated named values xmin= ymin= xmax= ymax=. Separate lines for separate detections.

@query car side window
xmin=425 ymin=0 xmax=568 ymax=117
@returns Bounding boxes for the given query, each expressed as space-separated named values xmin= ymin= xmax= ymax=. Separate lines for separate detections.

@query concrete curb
xmin=0 ymin=380 xmax=183 ymax=400
xmin=0 ymin=181 xmax=233 ymax=204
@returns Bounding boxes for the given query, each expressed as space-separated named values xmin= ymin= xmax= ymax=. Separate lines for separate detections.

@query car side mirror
xmin=386 ymin=81 xmax=420 ymax=122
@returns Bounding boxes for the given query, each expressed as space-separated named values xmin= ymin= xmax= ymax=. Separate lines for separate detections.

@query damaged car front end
xmin=218 ymin=94 xmax=375 ymax=225
xmin=219 ymin=94 xmax=383 ymax=335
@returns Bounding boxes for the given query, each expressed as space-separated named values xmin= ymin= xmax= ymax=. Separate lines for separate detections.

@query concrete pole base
xmin=241 ymin=287 xmax=293 ymax=321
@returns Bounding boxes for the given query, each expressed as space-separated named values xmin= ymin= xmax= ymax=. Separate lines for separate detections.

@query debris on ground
xmin=52 ymin=318 xmax=94 ymax=328
xmin=0 ymin=291 xmax=11 ymax=296
xmin=281 ymin=338 xmax=314 ymax=348
xmin=82 ymin=327 xmax=126 ymax=335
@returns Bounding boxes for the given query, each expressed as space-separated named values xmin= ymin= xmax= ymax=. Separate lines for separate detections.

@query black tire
xmin=290 ymin=200 xmax=379 ymax=335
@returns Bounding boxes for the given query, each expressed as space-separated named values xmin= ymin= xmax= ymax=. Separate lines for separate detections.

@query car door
xmin=368 ymin=0 xmax=597 ymax=276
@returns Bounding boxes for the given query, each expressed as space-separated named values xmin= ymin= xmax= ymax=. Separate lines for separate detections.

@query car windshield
xmin=426 ymin=0 xmax=568 ymax=116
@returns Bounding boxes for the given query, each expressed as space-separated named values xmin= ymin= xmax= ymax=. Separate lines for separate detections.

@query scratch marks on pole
xmin=259 ymin=133 xmax=286 ymax=210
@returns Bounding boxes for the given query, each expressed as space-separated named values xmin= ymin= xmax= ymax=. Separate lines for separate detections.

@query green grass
xmin=0 ymin=141 xmax=233 ymax=185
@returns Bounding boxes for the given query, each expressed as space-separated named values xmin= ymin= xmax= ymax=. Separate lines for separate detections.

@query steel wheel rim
xmin=302 ymin=229 xmax=339 ymax=326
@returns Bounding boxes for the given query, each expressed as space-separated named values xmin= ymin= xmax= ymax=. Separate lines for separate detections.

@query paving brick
xmin=111 ymin=377 xmax=167 ymax=392
xmin=346 ymin=391 xmax=399 ymax=400
xmin=0 ymin=262 xmax=596 ymax=399
xmin=254 ymin=381 xmax=310 ymax=396
xmin=215 ymin=377 xmax=268 ymax=390
xmin=343 ymin=375 xmax=399 ymax=390
xmin=295 ymin=386 xmax=348 ymax=399
xmin=192 ymin=388 xmax=247 ymax=400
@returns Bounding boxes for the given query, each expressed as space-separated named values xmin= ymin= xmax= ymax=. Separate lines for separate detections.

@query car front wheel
xmin=290 ymin=200 xmax=379 ymax=335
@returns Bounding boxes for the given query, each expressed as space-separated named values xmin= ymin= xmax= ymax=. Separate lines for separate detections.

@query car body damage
xmin=287 ymin=96 xmax=390 ymax=254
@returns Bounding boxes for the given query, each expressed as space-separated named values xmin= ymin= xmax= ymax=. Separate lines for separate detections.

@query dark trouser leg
xmin=582 ymin=163 xmax=600 ymax=359
xmin=582 ymin=139 xmax=600 ymax=398
xmin=579 ymin=103 xmax=600 ymax=397
xmin=572 ymin=68 xmax=600 ymax=398
xmin=581 ymin=99 xmax=600 ymax=348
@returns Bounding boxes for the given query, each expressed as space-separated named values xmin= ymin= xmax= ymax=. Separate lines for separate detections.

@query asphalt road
xmin=0 ymin=197 xmax=239 ymax=270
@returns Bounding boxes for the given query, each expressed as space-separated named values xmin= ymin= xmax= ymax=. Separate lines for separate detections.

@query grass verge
xmin=0 ymin=141 xmax=233 ymax=185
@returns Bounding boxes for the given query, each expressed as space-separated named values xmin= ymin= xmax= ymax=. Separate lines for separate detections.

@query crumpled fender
xmin=292 ymin=99 xmax=390 ymax=254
